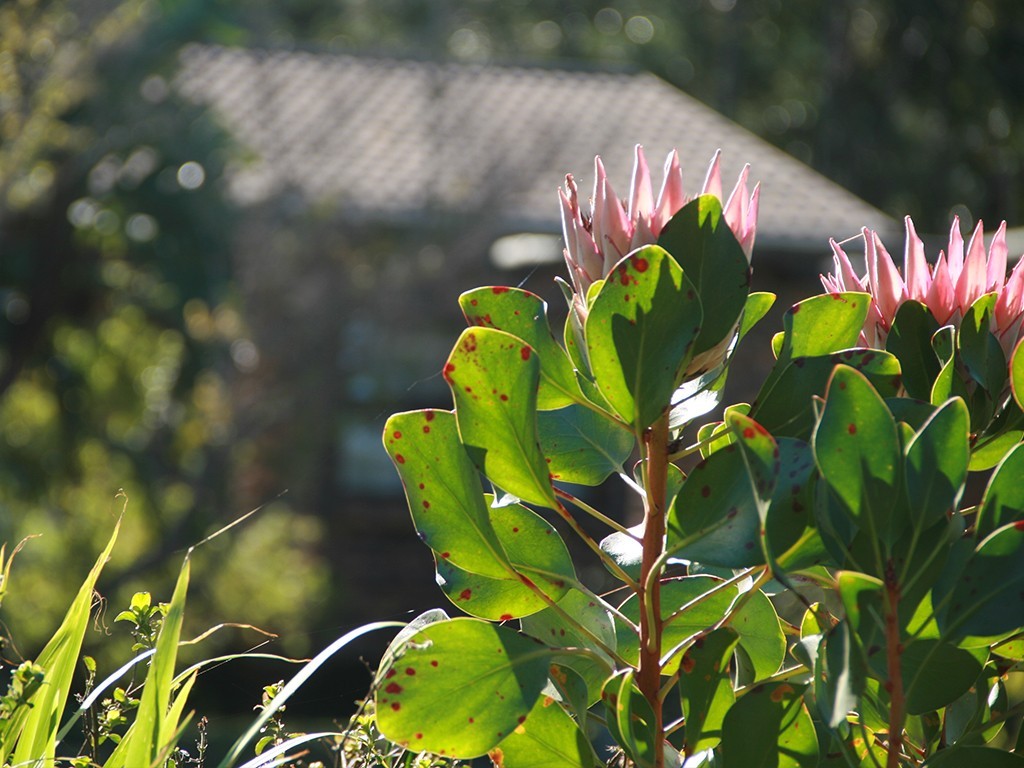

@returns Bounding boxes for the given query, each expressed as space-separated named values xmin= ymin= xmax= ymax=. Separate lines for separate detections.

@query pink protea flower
xmin=822 ymin=216 xmax=1024 ymax=355
xmin=559 ymin=145 xmax=760 ymax=299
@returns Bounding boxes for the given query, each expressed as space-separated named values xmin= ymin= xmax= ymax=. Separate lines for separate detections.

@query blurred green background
xmin=2 ymin=0 xmax=1022 ymax=735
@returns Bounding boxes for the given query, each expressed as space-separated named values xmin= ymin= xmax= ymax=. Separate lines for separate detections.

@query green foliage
xmin=375 ymin=188 xmax=1024 ymax=768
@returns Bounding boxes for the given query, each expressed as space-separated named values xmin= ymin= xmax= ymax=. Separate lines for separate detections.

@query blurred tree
xmin=0 ymin=0 xmax=327 ymax=656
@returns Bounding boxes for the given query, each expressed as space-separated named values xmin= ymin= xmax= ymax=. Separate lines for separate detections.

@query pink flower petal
xmin=828 ymin=238 xmax=866 ymax=292
xmin=628 ymin=145 xmax=655 ymax=228
xmin=903 ymin=217 xmax=930 ymax=302
xmin=700 ymin=149 xmax=723 ymax=200
xmin=559 ymin=180 xmax=601 ymax=294
xmin=724 ymin=165 xmax=750 ymax=238
xmin=946 ymin=216 xmax=965 ymax=284
xmin=995 ymin=255 xmax=1024 ymax=331
xmin=986 ymin=220 xmax=1008 ymax=291
xmin=738 ymin=183 xmax=759 ymax=260
xmin=653 ymin=150 xmax=686 ymax=234
xmin=592 ymin=156 xmax=631 ymax=269
xmin=925 ymin=252 xmax=956 ymax=325
xmin=955 ymin=219 xmax=989 ymax=313
xmin=865 ymin=229 xmax=907 ymax=328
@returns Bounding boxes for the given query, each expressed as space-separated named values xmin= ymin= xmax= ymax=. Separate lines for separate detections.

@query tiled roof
xmin=176 ymin=45 xmax=896 ymax=253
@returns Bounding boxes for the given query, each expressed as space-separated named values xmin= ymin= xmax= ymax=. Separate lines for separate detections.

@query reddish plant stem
xmin=639 ymin=413 xmax=670 ymax=768
xmin=885 ymin=564 xmax=905 ymax=768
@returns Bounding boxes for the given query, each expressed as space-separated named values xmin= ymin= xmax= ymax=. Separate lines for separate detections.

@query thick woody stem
xmin=638 ymin=412 xmax=670 ymax=768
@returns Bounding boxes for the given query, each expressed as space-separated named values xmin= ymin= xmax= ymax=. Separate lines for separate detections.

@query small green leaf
xmin=976 ymin=443 xmax=1024 ymax=539
xmin=585 ymin=245 xmax=702 ymax=429
xmin=739 ymin=292 xmax=776 ymax=341
xmin=538 ymin=404 xmax=633 ymax=486
xmin=376 ymin=618 xmax=554 ymax=758
xmin=460 ymin=287 xmax=581 ymax=410
xmin=886 ymin=301 xmax=941 ymax=400
xmin=677 ymin=627 xmax=740 ymax=752
xmin=447 ymin=327 xmax=558 ymax=508
xmin=489 ymin=696 xmax=598 ymax=768
xmin=720 ymin=683 xmax=817 ymax=768
xmin=904 ymin=397 xmax=969 ymax=528
xmin=814 ymin=620 xmax=865 ymax=728
xmin=435 ymin=498 xmax=574 ymax=620
xmin=384 ymin=409 xmax=511 ymax=579
xmin=1012 ymin=339 xmax=1024 ymax=412
xmin=970 ymin=430 xmax=1023 ymax=471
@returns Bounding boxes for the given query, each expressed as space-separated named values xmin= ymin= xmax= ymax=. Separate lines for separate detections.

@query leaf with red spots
xmin=812 ymin=365 xmax=904 ymax=551
xmin=934 ymin=521 xmax=1024 ymax=643
xmin=780 ymin=292 xmax=871 ymax=358
xmin=538 ymin=404 xmax=634 ymax=486
xmin=976 ymin=443 xmax=1024 ymax=539
xmin=489 ymin=693 xmax=599 ymax=768
xmin=446 ymin=327 xmax=558 ymax=508
xmin=750 ymin=348 xmax=901 ymax=439
xmin=434 ymin=498 xmax=575 ymax=620
xmin=658 ymin=194 xmax=750 ymax=362
xmin=375 ymin=618 xmax=554 ymax=759
xmin=383 ymin=409 xmax=511 ymax=579
xmin=616 ymin=576 xmax=785 ymax=682
xmin=459 ymin=287 xmax=582 ymax=410
xmin=720 ymin=682 xmax=817 ymax=767
xmin=676 ymin=627 xmax=740 ymax=753
xmin=904 ymin=397 xmax=969 ymax=530
xmin=519 ymin=589 xmax=617 ymax=705
xmin=666 ymin=438 xmax=765 ymax=568
xmin=585 ymin=245 xmax=702 ymax=430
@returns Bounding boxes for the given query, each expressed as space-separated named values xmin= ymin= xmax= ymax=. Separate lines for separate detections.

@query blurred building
xmin=174 ymin=46 xmax=896 ymax=620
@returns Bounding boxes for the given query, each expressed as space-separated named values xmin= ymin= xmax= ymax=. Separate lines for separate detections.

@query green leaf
xmin=975 ymin=442 xmax=1024 ymax=539
xmin=720 ymin=683 xmax=817 ymax=768
xmin=383 ymin=409 xmax=511 ymax=579
xmin=677 ymin=627 xmax=740 ymax=752
xmin=904 ymin=397 xmax=969 ymax=528
xmin=1012 ymin=339 xmax=1024 ymax=412
xmin=931 ymin=325 xmax=970 ymax=406
xmin=813 ymin=365 xmax=903 ymax=549
xmin=585 ymin=245 xmax=702 ymax=429
xmin=460 ymin=287 xmax=581 ymax=410
xmin=376 ymin=618 xmax=554 ymax=758
xmin=447 ymin=327 xmax=558 ymax=508
xmin=902 ymin=639 xmax=983 ymax=715
xmin=751 ymin=349 xmax=902 ymax=439
xmin=435 ymin=499 xmax=574 ymax=620
xmin=5 ymin=516 xmax=121 ymax=768
xmin=959 ymin=294 xmax=1007 ymax=395
xmin=489 ymin=695 xmax=598 ymax=768
xmin=617 ymin=576 xmax=784 ymax=681
xmin=666 ymin=441 xmax=764 ymax=568
xmin=969 ymin=430 xmax=1023 ymax=472
xmin=764 ymin=438 xmax=826 ymax=571
xmin=601 ymin=670 xmax=658 ymax=768
xmin=921 ymin=746 xmax=1024 ymax=767
xmin=886 ymin=300 xmax=941 ymax=400
xmin=936 ymin=521 xmax=1024 ymax=642
xmin=782 ymin=292 xmax=871 ymax=357
xmin=740 ymin=292 xmax=776 ymax=341
xmin=538 ymin=404 xmax=633 ymax=486
xmin=657 ymin=194 xmax=750 ymax=360
xmin=814 ymin=620 xmax=865 ymax=728
xmin=520 ymin=589 xmax=616 ymax=705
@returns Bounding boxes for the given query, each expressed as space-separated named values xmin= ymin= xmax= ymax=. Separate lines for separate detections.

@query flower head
xmin=822 ymin=216 xmax=1024 ymax=355
xmin=559 ymin=145 xmax=760 ymax=298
